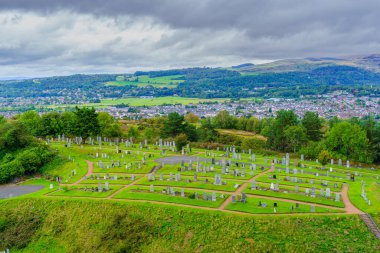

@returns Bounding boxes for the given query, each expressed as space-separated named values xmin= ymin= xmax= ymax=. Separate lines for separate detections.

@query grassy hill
xmin=235 ymin=54 xmax=380 ymax=74
xmin=1 ymin=199 xmax=380 ymax=253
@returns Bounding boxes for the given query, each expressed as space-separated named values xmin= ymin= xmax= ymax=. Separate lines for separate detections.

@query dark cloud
xmin=0 ymin=0 xmax=379 ymax=77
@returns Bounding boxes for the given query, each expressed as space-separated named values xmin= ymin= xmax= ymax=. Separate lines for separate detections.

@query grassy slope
xmin=105 ymin=75 xmax=184 ymax=88
xmin=1 ymin=199 xmax=379 ymax=253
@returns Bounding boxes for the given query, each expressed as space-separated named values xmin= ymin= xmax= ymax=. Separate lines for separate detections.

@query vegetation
xmin=1 ymin=66 xmax=379 ymax=104
xmin=1 ymin=199 xmax=379 ymax=252
xmin=0 ymin=120 xmax=54 ymax=183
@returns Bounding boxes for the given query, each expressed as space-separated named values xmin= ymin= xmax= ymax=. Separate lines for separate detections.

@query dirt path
xmin=341 ymin=184 xmax=364 ymax=214
xmin=72 ymin=161 xmax=93 ymax=185
xmin=218 ymin=166 xmax=274 ymax=210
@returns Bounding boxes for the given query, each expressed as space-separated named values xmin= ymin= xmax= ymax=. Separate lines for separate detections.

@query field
xmin=104 ymin=75 xmax=185 ymax=88
xmin=45 ymin=96 xmax=233 ymax=109
xmin=1 ymin=139 xmax=380 ymax=251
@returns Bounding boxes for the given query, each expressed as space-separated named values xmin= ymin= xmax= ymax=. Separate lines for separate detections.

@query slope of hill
xmin=1 ymin=199 xmax=380 ymax=252
xmin=235 ymin=54 xmax=380 ymax=74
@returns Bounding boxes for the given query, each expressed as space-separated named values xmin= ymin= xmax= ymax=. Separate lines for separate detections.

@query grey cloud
xmin=0 ymin=0 xmax=379 ymax=78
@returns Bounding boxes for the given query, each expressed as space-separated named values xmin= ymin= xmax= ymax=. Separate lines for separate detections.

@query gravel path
xmin=155 ymin=155 xmax=210 ymax=164
xmin=0 ymin=185 xmax=44 ymax=199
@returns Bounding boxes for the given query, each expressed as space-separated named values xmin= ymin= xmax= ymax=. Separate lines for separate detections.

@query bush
xmin=241 ymin=138 xmax=266 ymax=151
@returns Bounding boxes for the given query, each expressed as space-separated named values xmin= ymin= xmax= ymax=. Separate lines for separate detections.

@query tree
xmin=18 ymin=111 xmax=42 ymax=136
xmin=318 ymin=150 xmax=331 ymax=169
xmin=301 ymin=111 xmax=322 ymax=141
xmin=39 ymin=112 xmax=63 ymax=137
xmin=184 ymin=112 xmax=199 ymax=123
xmin=73 ymin=107 xmax=100 ymax=143
xmin=284 ymin=125 xmax=307 ymax=152
xmin=98 ymin=112 xmax=122 ymax=137
xmin=0 ymin=121 xmax=31 ymax=153
xmin=127 ymin=126 xmax=139 ymax=140
xmin=197 ymin=118 xmax=218 ymax=142
xmin=161 ymin=112 xmax=186 ymax=138
xmin=144 ymin=127 xmax=158 ymax=142
xmin=325 ymin=121 xmax=370 ymax=163
xmin=267 ymin=110 xmax=298 ymax=151
xmin=213 ymin=110 xmax=237 ymax=129
xmin=175 ymin=133 xmax=188 ymax=152
xmin=61 ymin=111 xmax=77 ymax=136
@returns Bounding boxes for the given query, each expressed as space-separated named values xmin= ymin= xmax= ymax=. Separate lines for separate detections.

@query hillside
xmin=234 ymin=54 xmax=380 ymax=74
xmin=0 ymin=55 xmax=379 ymax=103
xmin=1 ymin=199 xmax=380 ymax=252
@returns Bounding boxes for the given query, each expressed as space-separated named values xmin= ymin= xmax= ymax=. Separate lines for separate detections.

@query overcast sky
xmin=0 ymin=0 xmax=379 ymax=78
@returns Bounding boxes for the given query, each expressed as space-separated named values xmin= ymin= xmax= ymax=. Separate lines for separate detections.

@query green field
xmin=45 ymin=96 xmax=232 ymax=109
xmin=104 ymin=75 xmax=185 ymax=88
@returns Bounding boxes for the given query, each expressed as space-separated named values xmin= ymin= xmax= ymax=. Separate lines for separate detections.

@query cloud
xmin=0 ymin=0 xmax=379 ymax=78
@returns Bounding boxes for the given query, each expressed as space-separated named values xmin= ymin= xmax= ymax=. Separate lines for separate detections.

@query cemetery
xmin=29 ymin=136 xmax=379 ymax=216
xmin=1 ymin=136 xmax=380 ymax=252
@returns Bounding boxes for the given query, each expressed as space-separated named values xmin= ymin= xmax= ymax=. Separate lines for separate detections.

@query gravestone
xmin=326 ymin=188 xmax=331 ymax=197
xmin=150 ymin=184 xmax=154 ymax=192
xmin=251 ymin=180 xmax=256 ymax=190
xmin=214 ymin=174 xmax=222 ymax=185
xmin=311 ymin=187 xmax=316 ymax=197
xmin=212 ymin=192 xmax=216 ymax=202
xmin=105 ymin=181 xmax=109 ymax=191
xmin=241 ymin=193 xmax=247 ymax=203
xmin=310 ymin=206 xmax=315 ymax=213
xmin=232 ymin=195 xmax=236 ymax=203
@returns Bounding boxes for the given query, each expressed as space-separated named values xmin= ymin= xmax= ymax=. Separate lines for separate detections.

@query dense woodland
xmin=1 ymin=107 xmax=379 ymax=183
xmin=1 ymin=66 xmax=379 ymax=100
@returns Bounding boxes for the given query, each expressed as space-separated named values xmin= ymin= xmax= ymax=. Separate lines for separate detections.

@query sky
xmin=0 ymin=0 xmax=379 ymax=78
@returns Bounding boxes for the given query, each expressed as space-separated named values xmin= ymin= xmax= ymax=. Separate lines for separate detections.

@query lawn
xmin=136 ymin=175 xmax=243 ymax=192
xmin=225 ymin=196 xmax=343 ymax=214
xmin=47 ymin=184 xmax=123 ymax=198
xmin=113 ymin=185 xmax=227 ymax=208
xmin=244 ymin=186 xmax=345 ymax=208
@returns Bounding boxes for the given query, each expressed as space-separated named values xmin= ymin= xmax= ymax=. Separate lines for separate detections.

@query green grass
xmin=113 ymin=185 xmax=227 ymax=208
xmin=136 ymin=175 xmax=243 ymax=192
xmin=47 ymin=184 xmax=123 ymax=198
xmin=1 ymin=199 xmax=379 ymax=252
xmin=244 ymin=186 xmax=345 ymax=208
xmin=81 ymin=173 xmax=141 ymax=185
xmin=44 ymin=96 xmax=234 ymax=109
xmin=104 ymin=75 xmax=184 ymax=88
xmin=348 ymin=179 xmax=380 ymax=213
xmin=225 ymin=196 xmax=343 ymax=214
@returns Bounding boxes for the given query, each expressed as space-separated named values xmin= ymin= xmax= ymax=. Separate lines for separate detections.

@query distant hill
xmin=0 ymin=55 xmax=379 ymax=101
xmin=237 ymin=54 xmax=380 ymax=73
